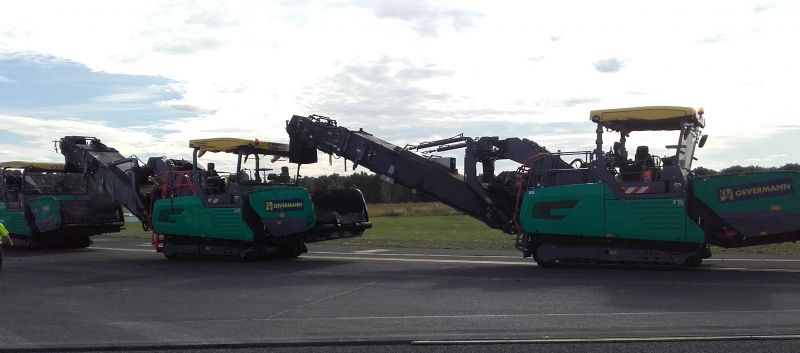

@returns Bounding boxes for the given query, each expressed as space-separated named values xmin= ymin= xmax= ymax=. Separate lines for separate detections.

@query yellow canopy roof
xmin=589 ymin=106 xmax=703 ymax=132
xmin=189 ymin=138 xmax=291 ymax=158
xmin=0 ymin=161 xmax=65 ymax=171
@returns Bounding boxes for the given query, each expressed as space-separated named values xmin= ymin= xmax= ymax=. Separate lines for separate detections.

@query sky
xmin=0 ymin=0 xmax=798 ymax=175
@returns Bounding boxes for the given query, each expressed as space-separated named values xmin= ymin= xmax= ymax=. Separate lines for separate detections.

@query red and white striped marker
xmin=622 ymin=186 xmax=650 ymax=194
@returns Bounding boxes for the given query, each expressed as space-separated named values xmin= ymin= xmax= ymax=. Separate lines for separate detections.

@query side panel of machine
xmin=0 ymin=202 xmax=32 ymax=236
xmin=519 ymin=183 xmax=605 ymax=237
xmin=152 ymin=196 xmax=255 ymax=242
xmin=1 ymin=196 xmax=122 ymax=240
xmin=520 ymin=183 xmax=703 ymax=244
xmin=693 ymin=171 xmax=800 ymax=240
xmin=247 ymin=186 xmax=316 ymax=237
xmin=605 ymin=198 xmax=700 ymax=243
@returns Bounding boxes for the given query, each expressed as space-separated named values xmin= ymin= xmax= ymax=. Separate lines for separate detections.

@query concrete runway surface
xmin=2 ymin=236 xmax=800 ymax=352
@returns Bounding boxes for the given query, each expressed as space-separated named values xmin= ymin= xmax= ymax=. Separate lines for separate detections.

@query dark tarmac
xmin=2 ymin=236 xmax=800 ymax=352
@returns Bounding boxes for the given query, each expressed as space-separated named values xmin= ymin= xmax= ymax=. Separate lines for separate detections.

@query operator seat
xmin=634 ymin=146 xmax=653 ymax=167
xmin=619 ymin=146 xmax=654 ymax=181
xmin=636 ymin=146 xmax=660 ymax=182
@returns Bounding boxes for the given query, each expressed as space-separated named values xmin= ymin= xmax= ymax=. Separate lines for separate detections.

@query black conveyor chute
xmin=59 ymin=136 xmax=152 ymax=230
xmin=286 ymin=115 xmax=572 ymax=234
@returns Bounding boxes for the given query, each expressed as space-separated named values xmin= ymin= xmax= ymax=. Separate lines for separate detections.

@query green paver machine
xmin=517 ymin=106 xmax=799 ymax=266
xmin=58 ymin=136 xmax=370 ymax=259
xmin=287 ymin=107 xmax=800 ymax=266
xmin=0 ymin=161 xmax=123 ymax=248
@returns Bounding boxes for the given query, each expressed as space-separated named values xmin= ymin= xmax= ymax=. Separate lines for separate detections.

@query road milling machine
xmin=0 ymin=161 xmax=123 ymax=248
xmin=58 ymin=137 xmax=370 ymax=259
xmin=286 ymin=107 xmax=800 ymax=266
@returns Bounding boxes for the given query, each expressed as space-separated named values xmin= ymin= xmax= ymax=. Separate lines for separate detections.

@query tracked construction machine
xmin=0 ymin=161 xmax=123 ymax=248
xmin=58 ymin=136 xmax=370 ymax=259
xmin=286 ymin=107 xmax=800 ymax=266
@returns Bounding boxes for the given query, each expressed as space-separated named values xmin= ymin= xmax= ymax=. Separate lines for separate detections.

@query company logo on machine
xmin=265 ymin=199 xmax=304 ymax=212
xmin=718 ymin=178 xmax=793 ymax=202
xmin=719 ymin=188 xmax=734 ymax=201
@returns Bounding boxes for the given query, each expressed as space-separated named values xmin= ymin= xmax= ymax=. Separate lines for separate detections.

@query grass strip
xmin=328 ymin=215 xmax=515 ymax=250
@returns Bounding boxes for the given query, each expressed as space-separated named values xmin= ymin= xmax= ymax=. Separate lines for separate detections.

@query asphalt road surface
xmin=2 ymin=236 xmax=800 ymax=352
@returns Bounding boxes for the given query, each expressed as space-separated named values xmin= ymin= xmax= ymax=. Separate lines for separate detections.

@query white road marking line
xmin=706 ymin=258 xmax=800 ymax=262
xmin=311 ymin=251 xmax=518 ymax=259
xmin=96 ymin=242 xmax=800 ymax=262
xmin=353 ymin=249 xmax=390 ymax=254
xmin=704 ymin=266 xmax=800 ymax=273
xmin=303 ymin=255 xmax=531 ymax=266
xmin=298 ymin=308 xmax=800 ymax=322
xmin=89 ymin=246 xmax=800 ymax=272
xmin=315 ymin=251 xmax=800 ymax=262
xmin=412 ymin=334 xmax=800 ymax=345
xmin=90 ymin=246 xmax=153 ymax=253
xmin=89 ymin=247 xmax=528 ymax=265
xmin=305 ymin=255 xmax=800 ymax=272
xmin=116 ymin=308 xmax=800 ymax=325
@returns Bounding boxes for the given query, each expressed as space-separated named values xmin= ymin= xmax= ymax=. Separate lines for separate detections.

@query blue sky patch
xmin=0 ymin=53 xmax=190 ymax=125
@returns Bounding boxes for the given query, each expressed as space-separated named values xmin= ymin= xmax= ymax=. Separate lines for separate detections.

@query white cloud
xmin=159 ymin=101 xmax=217 ymax=115
xmin=592 ymin=58 xmax=625 ymax=73
xmin=0 ymin=74 xmax=16 ymax=83
xmin=0 ymin=114 xmax=174 ymax=155
xmin=152 ymin=37 xmax=222 ymax=55
xmin=89 ymin=84 xmax=177 ymax=103
xmin=358 ymin=0 xmax=482 ymax=36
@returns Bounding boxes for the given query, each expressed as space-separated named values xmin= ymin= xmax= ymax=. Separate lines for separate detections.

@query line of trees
xmin=297 ymin=172 xmax=430 ymax=204
xmin=692 ymin=163 xmax=800 ymax=176
xmin=300 ymin=164 xmax=800 ymax=203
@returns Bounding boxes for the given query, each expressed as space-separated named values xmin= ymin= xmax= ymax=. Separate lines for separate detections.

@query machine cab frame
xmin=589 ymin=106 xmax=707 ymax=196
xmin=188 ymin=138 xmax=295 ymax=198
xmin=1 ymin=161 xmax=88 ymax=205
